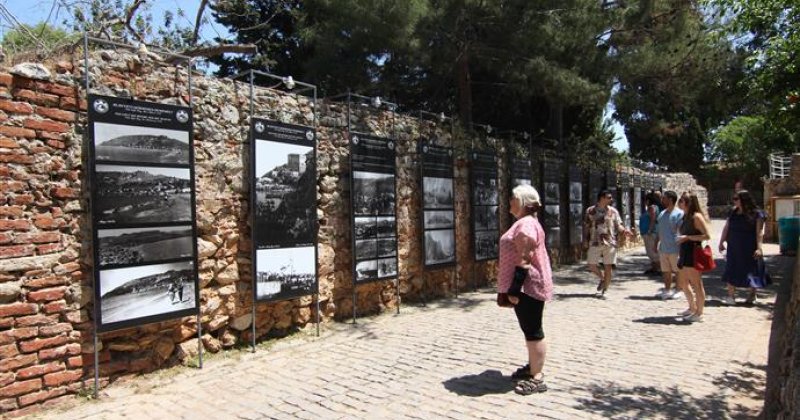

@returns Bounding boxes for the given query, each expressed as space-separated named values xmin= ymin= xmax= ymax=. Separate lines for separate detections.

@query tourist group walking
xmin=495 ymin=183 xmax=769 ymax=395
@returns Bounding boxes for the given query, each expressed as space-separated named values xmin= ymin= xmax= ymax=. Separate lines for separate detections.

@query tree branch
xmin=125 ymin=0 xmax=147 ymax=43
xmin=191 ymin=0 xmax=210 ymax=46
xmin=167 ymin=43 xmax=257 ymax=62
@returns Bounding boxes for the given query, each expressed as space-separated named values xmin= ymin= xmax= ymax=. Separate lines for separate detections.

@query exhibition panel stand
xmin=230 ymin=70 xmax=321 ymax=351
xmin=83 ymin=33 xmax=202 ymax=398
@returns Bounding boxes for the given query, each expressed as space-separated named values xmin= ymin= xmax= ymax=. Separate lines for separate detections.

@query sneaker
xmin=677 ymin=308 xmax=693 ymax=317
xmin=721 ymin=296 xmax=735 ymax=306
xmin=745 ymin=294 xmax=757 ymax=305
xmin=655 ymin=288 xmax=666 ymax=298
xmin=684 ymin=314 xmax=704 ymax=323
xmin=669 ymin=290 xmax=684 ymax=300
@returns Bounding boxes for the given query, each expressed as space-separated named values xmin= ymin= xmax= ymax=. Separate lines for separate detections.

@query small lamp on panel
xmin=371 ymin=96 xmax=382 ymax=108
xmin=439 ymin=112 xmax=446 ymax=123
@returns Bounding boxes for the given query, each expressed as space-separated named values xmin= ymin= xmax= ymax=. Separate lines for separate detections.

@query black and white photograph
xmin=255 ymin=246 xmax=316 ymax=301
xmin=377 ymin=257 xmax=398 ymax=278
xmin=99 ymin=261 xmax=196 ymax=326
xmin=354 ymin=217 xmax=378 ymax=240
xmin=95 ymin=164 xmax=192 ymax=226
xmin=423 ymin=176 xmax=454 ymax=209
xmin=424 ymin=210 xmax=454 ymax=229
xmin=544 ymin=205 xmax=561 ymax=228
xmin=353 ymin=171 xmax=395 ymax=216
xmin=254 ymin=139 xmax=316 ymax=248
xmin=545 ymin=182 xmax=560 ymax=204
xmin=377 ymin=238 xmax=397 ymax=257
xmin=474 ymin=230 xmax=499 ymax=261
xmin=425 ymin=229 xmax=455 ymax=265
xmin=473 ymin=177 xmax=498 ymax=205
xmin=93 ymin=122 xmax=190 ymax=165
xmin=513 ymin=178 xmax=532 ymax=187
xmin=570 ymin=203 xmax=583 ymax=245
xmin=98 ymin=225 xmax=193 ymax=267
xmin=355 ymin=259 xmax=378 ymax=282
xmin=570 ymin=182 xmax=582 ymax=203
xmin=376 ymin=217 xmax=396 ymax=238
xmin=474 ymin=205 xmax=499 ymax=231
xmin=546 ymin=226 xmax=561 ymax=248
xmin=355 ymin=239 xmax=378 ymax=260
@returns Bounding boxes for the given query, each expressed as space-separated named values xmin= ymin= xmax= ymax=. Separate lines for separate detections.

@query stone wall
xmin=764 ymin=254 xmax=800 ymax=419
xmin=763 ymin=154 xmax=800 ymax=242
xmin=0 ymin=50 xmax=667 ymax=415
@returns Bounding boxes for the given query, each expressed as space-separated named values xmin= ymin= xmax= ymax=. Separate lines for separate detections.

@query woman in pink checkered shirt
xmin=496 ymin=184 xmax=553 ymax=395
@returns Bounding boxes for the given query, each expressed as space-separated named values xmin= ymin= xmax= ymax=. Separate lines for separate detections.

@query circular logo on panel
xmin=422 ymin=145 xmax=429 ymax=153
xmin=92 ymin=98 xmax=109 ymax=114
xmin=448 ymin=149 xmax=453 ymax=157
xmin=387 ymin=141 xmax=395 ymax=150
xmin=305 ymin=130 xmax=314 ymax=141
xmin=472 ymin=152 xmax=477 ymax=160
xmin=352 ymin=136 xmax=359 ymax=145
xmin=255 ymin=122 xmax=265 ymax=133
xmin=175 ymin=110 xmax=189 ymax=123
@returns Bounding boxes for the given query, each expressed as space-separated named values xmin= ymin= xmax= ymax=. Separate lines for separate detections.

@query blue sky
xmin=3 ymin=0 xmax=630 ymax=151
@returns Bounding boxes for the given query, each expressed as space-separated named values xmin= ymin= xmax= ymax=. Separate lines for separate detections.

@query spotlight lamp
xmin=523 ymin=132 xmax=530 ymax=140
xmin=371 ymin=96 xmax=382 ymax=108
xmin=485 ymin=125 xmax=492 ymax=134
xmin=282 ymin=76 xmax=295 ymax=90
xmin=439 ymin=112 xmax=446 ymax=123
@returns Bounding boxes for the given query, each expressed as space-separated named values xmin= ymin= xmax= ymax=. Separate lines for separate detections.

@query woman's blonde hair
xmin=512 ymin=184 xmax=541 ymax=213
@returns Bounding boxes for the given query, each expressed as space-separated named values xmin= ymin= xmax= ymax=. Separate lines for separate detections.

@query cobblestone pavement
xmin=29 ymin=220 xmax=791 ymax=419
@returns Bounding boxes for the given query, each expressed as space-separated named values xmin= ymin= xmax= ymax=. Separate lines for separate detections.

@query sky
xmin=3 ymin=0 xmax=630 ymax=152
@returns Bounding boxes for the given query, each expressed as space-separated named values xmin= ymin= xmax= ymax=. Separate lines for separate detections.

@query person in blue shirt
xmin=655 ymin=191 xmax=685 ymax=300
xmin=640 ymin=193 xmax=660 ymax=275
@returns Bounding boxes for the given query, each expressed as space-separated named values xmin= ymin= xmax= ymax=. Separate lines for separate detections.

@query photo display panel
xmin=251 ymin=118 xmax=318 ymax=302
xmin=619 ymin=173 xmax=632 ymax=229
xmin=420 ymin=142 xmax=456 ymax=268
xmin=470 ymin=150 xmax=499 ymax=261
xmin=589 ymin=170 xmax=605 ymax=206
xmin=88 ymin=94 xmax=198 ymax=332
xmin=511 ymin=156 xmax=533 ymax=188
xmin=568 ymin=166 xmax=583 ymax=246
xmin=542 ymin=158 xmax=563 ymax=249
xmin=350 ymin=133 xmax=398 ymax=283
xmin=633 ymin=175 xmax=642 ymax=228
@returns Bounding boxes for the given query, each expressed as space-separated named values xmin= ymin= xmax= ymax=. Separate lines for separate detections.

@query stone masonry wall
xmin=0 ymin=51 xmax=679 ymax=415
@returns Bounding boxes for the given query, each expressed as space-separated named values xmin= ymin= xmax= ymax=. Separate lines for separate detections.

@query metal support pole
xmin=196 ymin=312 xmax=203 ymax=369
xmin=92 ymin=328 xmax=99 ymax=398
xmin=251 ymin=303 xmax=257 ymax=352
xmin=315 ymin=293 xmax=321 ymax=337
xmin=352 ymin=285 xmax=357 ymax=325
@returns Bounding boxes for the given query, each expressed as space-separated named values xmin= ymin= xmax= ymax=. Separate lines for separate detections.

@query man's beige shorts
xmin=659 ymin=253 xmax=679 ymax=273
xmin=588 ymin=245 xmax=617 ymax=266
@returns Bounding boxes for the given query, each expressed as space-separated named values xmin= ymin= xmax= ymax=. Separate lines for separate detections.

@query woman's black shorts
xmin=513 ymin=293 xmax=545 ymax=341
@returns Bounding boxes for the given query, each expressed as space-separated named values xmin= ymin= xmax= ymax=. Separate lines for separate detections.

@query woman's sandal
xmin=514 ymin=376 xmax=547 ymax=395
xmin=510 ymin=363 xmax=531 ymax=381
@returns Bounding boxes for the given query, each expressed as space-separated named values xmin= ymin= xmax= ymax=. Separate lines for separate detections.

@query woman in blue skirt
xmin=718 ymin=190 xmax=769 ymax=305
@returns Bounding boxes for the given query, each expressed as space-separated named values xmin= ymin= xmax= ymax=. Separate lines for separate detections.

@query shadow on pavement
xmin=626 ymin=295 xmax=662 ymax=301
xmin=556 ymin=293 xmax=598 ymax=300
xmin=631 ymin=316 xmax=690 ymax=325
xmin=571 ymin=382 xmax=759 ymax=419
xmin=711 ymin=362 xmax=767 ymax=400
xmin=442 ymin=370 xmax=516 ymax=396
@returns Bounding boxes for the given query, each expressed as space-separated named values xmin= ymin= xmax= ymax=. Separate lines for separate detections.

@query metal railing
xmin=770 ymin=153 xmax=792 ymax=179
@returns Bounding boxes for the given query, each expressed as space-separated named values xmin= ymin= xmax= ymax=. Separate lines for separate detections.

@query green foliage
xmin=611 ymin=0 xmax=748 ymax=173
xmin=707 ymin=114 xmax=793 ymax=182
xmin=1 ymin=22 xmax=74 ymax=54
xmin=705 ymin=0 xmax=800 ymax=153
